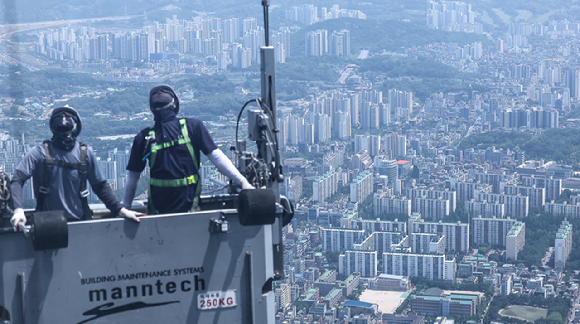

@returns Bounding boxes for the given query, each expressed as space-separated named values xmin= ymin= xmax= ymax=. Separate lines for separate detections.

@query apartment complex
xmin=408 ymin=214 xmax=469 ymax=253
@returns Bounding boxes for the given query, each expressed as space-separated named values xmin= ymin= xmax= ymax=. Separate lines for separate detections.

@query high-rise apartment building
xmin=350 ymin=170 xmax=373 ymax=203
xmin=554 ymin=220 xmax=573 ymax=268
xmin=405 ymin=188 xmax=457 ymax=213
xmin=544 ymin=201 xmax=580 ymax=218
xmin=521 ymin=176 xmax=561 ymax=202
xmin=348 ymin=219 xmax=407 ymax=234
xmin=409 ymin=233 xmax=445 ymax=255
xmin=505 ymin=222 xmax=525 ymax=260
xmin=373 ymin=192 xmax=412 ymax=217
xmin=384 ymin=132 xmax=407 ymax=158
xmin=472 ymin=216 xmax=517 ymax=248
xmin=388 ymin=89 xmax=414 ymax=114
xmin=285 ymin=5 xmax=318 ymax=25
xmin=465 ymin=200 xmax=505 ymax=219
xmin=353 ymin=232 xmax=407 ymax=255
xmin=565 ymin=68 xmax=580 ymax=98
xmin=408 ymin=213 xmax=469 ymax=253
xmin=374 ymin=157 xmax=397 ymax=182
xmin=321 ymin=228 xmax=365 ymax=252
xmin=383 ymin=252 xmax=454 ymax=281
xmin=427 ymin=1 xmax=482 ymax=35
xmin=330 ymin=29 xmax=350 ymax=57
xmin=354 ymin=134 xmax=369 ymax=153
xmin=313 ymin=170 xmax=338 ymax=202
xmin=305 ymin=29 xmax=327 ymax=56
xmin=339 ymin=251 xmax=377 ymax=278
xmin=370 ymin=135 xmax=381 ymax=157
xmin=502 ymin=185 xmax=545 ymax=207
xmin=473 ymin=191 xmax=529 ymax=218
xmin=414 ymin=197 xmax=450 ymax=220
xmin=274 ymin=283 xmax=291 ymax=310
xmin=361 ymin=102 xmax=379 ymax=129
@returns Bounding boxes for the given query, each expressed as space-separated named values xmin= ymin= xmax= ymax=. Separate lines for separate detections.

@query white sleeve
xmin=122 ymin=170 xmax=141 ymax=208
xmin=206 ymin=149 xmax=246 ymax=185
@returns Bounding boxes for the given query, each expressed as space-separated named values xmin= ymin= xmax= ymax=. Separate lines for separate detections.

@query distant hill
xmin=469 ymin=0 xmax=580 ymax=25
xmin=291 ymin=18 xmax=489 ymax=56
xmin=1 ymin=0 xmax=359 ymax=24
xmin=457 ymin=129 xmax=580 ymax=166
xmin=2 ymin=0 xmax=576 ymax=32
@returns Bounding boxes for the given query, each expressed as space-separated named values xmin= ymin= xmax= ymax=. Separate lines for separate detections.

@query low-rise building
xmin=375 ymin=274 xmax=411 ymax=291
xmin=410 ymin=289 xmax=479 ymax=317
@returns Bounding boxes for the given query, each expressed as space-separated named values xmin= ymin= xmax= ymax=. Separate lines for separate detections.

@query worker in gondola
xmin=122 ymin=84 xmax=253 ymax=214
xmin=10 ymin=107 xmax=142 ymax=231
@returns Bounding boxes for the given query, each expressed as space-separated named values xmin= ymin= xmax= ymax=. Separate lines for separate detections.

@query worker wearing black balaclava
xmin=123 ymin=85 xmax=254 ymax=214
xmin=50 ymin=107 xmax=81 ymax=150
xmin=149 ymin=85 xmax=180 ymax=122
xmin=9 ymin=107 xmax=142 ymax=231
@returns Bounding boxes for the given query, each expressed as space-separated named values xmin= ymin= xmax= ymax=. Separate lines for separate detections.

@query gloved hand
xmin=10 ymin=208 xmax=26 ymax=232
xmin=241 ymin=179 xmax=255 ymax=190
xmin=119 ymin=207 xmax=144 ymax=223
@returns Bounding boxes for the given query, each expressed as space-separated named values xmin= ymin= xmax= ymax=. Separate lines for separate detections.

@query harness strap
xmin=78 ymin=143 xmax=93 ymax=219
xmin=148 ymin=118 xmax=201 ymax=212
xmin=37 ymin=141 xmax=54 ymax=210
xmin=37 ymin=141 xmax=93 ymax=219
xmin=150 ymin=175 xmax=197 ymax=187
xmin=178 ymin=118 xmax=201 ymax=210
xmin=46 ymin=160 xmax=87 ymax=170
xmin=179 ymin=118 xmax=198 ymax=168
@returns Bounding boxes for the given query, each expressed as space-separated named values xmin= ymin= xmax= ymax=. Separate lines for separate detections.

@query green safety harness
xmin=146 ymin=118 xmax=201 ymax=213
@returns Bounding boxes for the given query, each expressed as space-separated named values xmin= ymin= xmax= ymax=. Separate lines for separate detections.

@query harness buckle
xmin=39 ymin=186 xmax=50 ymax=194
xmin=80 ymin=190 xmax=90 ymax=198
xmin=187 ymin=175 xmax=196 ymax=184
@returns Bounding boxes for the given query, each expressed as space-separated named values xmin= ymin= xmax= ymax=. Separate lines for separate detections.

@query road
xmin=337 ymin=66 xmax=354 ymax=84
xmin=452 ymin=115 xmax=480 ymax=148
xmin=541 ymin=246 xmax=553 ymax=267
xmin=481 ymin=288 xmax=498 ymax=324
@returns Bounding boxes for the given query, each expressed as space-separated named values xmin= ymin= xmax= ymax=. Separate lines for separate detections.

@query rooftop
xmin=324 ymin=288 xmax=342 ymax=300
xmin=344 ymin=300 xmax=374 ymax=308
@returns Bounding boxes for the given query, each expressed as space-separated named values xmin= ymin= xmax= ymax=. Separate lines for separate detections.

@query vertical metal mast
xmin=258 ymin=0 xmax=282 ymax=195
xmin=260 ymin=0 xmax=284 ymax=280
xmin=260 ymin=0 xmax=275 ymax=120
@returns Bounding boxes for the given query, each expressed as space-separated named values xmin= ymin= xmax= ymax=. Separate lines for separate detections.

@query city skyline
xmin=2 ymin=1 xmax=580 ymax=323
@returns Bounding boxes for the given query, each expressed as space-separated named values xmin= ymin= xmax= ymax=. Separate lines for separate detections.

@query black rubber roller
xmin=238 ymin=189 xmax=277 ymax=226
xmin=31 ymin=210 xmax=68 ymax=251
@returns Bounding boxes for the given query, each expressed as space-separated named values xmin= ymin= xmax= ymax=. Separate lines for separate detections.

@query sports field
xmin=359 ymin=290 xmax=407 ymax=314
xmin=499 ymin=305 xmax=547 ymax=322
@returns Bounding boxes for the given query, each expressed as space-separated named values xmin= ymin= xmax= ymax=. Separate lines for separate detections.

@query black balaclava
xmin=149 ymin=85 xmax=180 ymax=121
xmin=50 ymin=107 xmax=82 ymax=151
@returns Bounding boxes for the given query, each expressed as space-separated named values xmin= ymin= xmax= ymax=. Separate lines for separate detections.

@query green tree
xmin=325 ymin=250 xmax=340 ymax=265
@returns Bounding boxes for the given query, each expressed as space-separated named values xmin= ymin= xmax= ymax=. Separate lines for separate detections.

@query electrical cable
xmin=235 ymin=98 xmax=260 ymax=148
xmin=258 ymin=82 xmax=281 ymax=177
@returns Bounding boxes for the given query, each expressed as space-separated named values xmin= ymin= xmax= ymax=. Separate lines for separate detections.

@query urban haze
xmin=1 ymin=0 xmax=580 ymax=323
